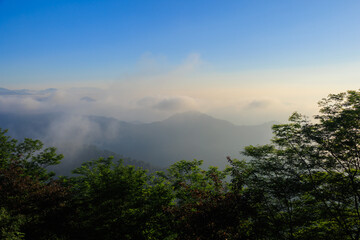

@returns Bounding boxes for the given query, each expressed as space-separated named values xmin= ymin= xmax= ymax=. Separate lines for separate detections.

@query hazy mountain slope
xmin=48 ymin=144 xmax=161 ymax=176
xmin=0 ymin=112 xmax=61 ymax=140
xmin=96 ymin=111 xmax=274 ymax=168
xmin=0 ymin=113 xmax=159 ymax=174
xmin=0 ymin=111 xmax=275 ymax=169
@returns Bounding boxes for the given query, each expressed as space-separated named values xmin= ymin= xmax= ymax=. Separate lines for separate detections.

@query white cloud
xmin=137 ymin=96 xmax=198 ymax=112
xmin=172 ymin=53 xmax=203 ymax=74
xmin=245 ymin=99 xmax=272 ymax=110
xmin=2 ymin=54 xmax=359 ymax=125
xmin=154 ymin=96 xmax=197 ymax=111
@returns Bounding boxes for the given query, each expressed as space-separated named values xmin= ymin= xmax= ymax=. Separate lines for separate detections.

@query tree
xmin=0 ymin=207 xmax=26 ymax=240
xmin=0 ymin=128 xmax=69 ymax=240
xmin=161 ymin=159 xmax=256 ymax=240
xmin=67 ymin=157 xmax=174 ymax=240
xmin=228 ymin=90 xmax=360 ymax=239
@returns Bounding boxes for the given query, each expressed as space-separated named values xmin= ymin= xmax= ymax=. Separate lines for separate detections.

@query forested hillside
xmin=1 ymin=90 xmax=360 ymax=239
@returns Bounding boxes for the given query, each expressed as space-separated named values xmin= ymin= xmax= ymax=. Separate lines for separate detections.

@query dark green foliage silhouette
xmin=67 ymin=157 xmax=174 ymax=240
xmin=228 ymin=90 xmax=360 ymax=239
xmin=0 ymin=128 xmax=69 ymax=240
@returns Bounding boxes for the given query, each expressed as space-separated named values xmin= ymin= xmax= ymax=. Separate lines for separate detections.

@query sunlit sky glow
xmin=1 ymin=0 xmax=360 ymax=124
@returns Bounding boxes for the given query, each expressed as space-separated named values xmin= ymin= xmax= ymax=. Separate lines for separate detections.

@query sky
xmin=1 ymin=0 xmax=360 ymax=124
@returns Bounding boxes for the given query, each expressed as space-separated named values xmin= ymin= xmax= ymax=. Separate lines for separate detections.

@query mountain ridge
xmin=0 ymin=111 xmax=275 ymax=170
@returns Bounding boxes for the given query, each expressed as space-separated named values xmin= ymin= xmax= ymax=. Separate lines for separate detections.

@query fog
xmin=1 ymin=55 xmax=358 ymax=172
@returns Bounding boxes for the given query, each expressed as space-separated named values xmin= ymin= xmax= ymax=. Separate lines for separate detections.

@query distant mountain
xmin=0 ymin=111 xmax=275 ymax=170
xmin=0 ymin=87 xmax=31 ymax=95
xmin=0 ymin=87 xmax=57 ymax=95
xmin=48 ymin=144 xmax=162 ymax=176
xmin=0 ymin=112 xmax=61 ymax=139
xmin=97 ymin=111 xmax=274 ymax=168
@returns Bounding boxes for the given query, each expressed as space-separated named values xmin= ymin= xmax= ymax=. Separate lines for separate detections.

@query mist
xmin=1 ymin=55 xmax=359 ymax=173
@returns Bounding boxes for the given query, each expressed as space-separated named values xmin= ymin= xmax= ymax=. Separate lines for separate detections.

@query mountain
xmin=97 ymin=111 xmax=274 ymax=168
xmin=0 ymin=111 xmax=275 ymax=171
xmin=0 ymin=87 xmax=57 ymax=95
xmin=48 ymin=144 xmax=162 ymax=176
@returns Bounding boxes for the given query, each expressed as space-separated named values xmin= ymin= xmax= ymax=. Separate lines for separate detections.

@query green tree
xmin=67 ymin=157 xmax=174 ymax=240
xmin=0 ymin=207 xmax=26 ymax=240
xmin=228 ymin=90 xmax=360 ymax=239
xmin=0 ymin=128 xmax=69 ymax=240
xmin=158 ymin=160 xmax=228 ymax=204
xmin=161 ymin=160 xmax=255 ymax=240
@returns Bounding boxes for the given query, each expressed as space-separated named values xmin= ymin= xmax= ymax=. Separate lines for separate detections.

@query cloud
xmin=137 ymin=96 xmax=198 ymax=112
xmin=172 ymin=53 xmax=203 ymax=74
xmin=245 ymin=99 xmax=272 ymax=110
xmin=136 ymin=96 xmax=159 ymax=107
xmin=0 ymin=83 xmax=319 ymax=125
xmin=0 ymin=87 xmax=98 ymax=114
xmin=45 ymin=114 xmax=101 ymax=146
xmin=136 ymin=52 xmax=169 ymax=74
xmin=154 ymin=96 xmax=197 ymax=111
xmin=81 ymin=96 xmax=96 ymax=102
xmin=3 ymin=54 xmax=356 ymax=125
xmin=0 ymin=95 xmax=41 ymax=112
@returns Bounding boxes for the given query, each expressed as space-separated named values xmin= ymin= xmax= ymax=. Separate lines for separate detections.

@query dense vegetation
xmin=1 ymin=90 xmax=360 ymax=239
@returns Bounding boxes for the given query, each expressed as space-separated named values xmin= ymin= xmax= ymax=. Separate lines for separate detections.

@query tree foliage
xmin=0 ymin=128 xmax=69 ymax=239
xmin=66 ymin=157 xmax=174 ymax=240
xmin=228 ymin=90 xmax=360 ymax=239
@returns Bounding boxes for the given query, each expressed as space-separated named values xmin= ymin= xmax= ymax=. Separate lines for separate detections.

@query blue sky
xmin=1 ymin=0 xmax=360 ymax=123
